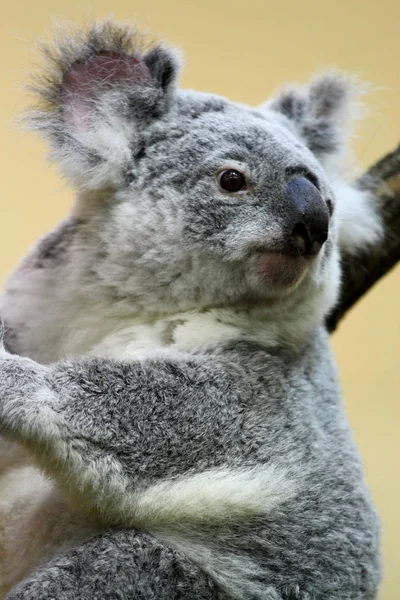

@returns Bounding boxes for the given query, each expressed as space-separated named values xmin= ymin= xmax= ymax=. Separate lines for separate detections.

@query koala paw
xmin=0 ymin=332 xmax=51 ymax=444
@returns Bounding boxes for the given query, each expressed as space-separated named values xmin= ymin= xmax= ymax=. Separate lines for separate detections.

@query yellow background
xmin=1 ymin=0 xmax=399 ymax=597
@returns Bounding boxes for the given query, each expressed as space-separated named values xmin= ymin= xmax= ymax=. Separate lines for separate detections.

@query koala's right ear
xmin=27 ymin=21 xmax=181 ymax=189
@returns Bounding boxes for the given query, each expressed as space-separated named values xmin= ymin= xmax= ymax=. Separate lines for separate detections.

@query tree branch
xmin=327 ymin=145 xmax=400 ymax=332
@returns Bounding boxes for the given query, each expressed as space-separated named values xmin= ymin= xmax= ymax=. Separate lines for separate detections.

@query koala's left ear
xmin=27 ymin=21 xmax=182 ymax=189
xmin=265 ymin=72 xmax=361 ymax=162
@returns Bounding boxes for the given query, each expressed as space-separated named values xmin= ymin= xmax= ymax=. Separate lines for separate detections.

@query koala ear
xmin=27 ymin=21 xmax=181 ymax=189
xmin=265 ymin=72 xmax=362 ymax=162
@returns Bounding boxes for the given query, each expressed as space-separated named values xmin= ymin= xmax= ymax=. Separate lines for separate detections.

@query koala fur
xmin=0 ymin=20 xmax=383 ymax=600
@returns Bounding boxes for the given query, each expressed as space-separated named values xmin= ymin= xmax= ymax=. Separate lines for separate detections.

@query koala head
xmin=27 ymin=21 xmax=381 ymax=330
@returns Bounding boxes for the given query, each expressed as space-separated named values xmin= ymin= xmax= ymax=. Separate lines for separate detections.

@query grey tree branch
xmin=327 ymin=145 xmax=400 ymax=332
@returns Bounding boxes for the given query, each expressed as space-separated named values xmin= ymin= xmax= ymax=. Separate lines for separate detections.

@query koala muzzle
xmin=284 ymin=177 xmax=330 ymax=256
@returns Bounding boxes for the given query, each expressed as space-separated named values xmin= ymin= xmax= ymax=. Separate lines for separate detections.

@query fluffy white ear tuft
xmin=331 ymin=180 xmax=383 ymax=254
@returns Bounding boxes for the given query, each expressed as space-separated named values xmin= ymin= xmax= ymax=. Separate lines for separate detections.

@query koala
xmin=0 ymin=20 xmax=383 ymax=600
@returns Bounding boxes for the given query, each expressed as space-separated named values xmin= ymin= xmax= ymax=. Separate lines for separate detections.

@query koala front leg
xmin=0 ymin=323 xmax=250 ymax=531
xmin=0 ymin=322 xmax=230 ymax=527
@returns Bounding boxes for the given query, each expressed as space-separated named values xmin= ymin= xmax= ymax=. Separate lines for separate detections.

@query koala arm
xmin=5 ymin=529 xmax=222 ymax=600
xmin=0 ymin=325 xmax=246 ymax=527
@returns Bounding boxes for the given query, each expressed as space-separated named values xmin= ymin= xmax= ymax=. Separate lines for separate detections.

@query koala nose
xmin=283 ymin=177 xmax=330 ymax=256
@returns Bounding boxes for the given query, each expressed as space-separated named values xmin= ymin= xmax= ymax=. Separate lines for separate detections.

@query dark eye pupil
xmin=219 ymin=169 xmax=246 ymax=192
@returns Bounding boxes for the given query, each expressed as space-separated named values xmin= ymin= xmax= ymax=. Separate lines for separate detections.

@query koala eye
xmin=217 ymin=169 xmax=247 ymax=193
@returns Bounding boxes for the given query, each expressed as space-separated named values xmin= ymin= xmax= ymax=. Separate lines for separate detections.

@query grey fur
xmin=7 ymin=531 xmax=221 ymax=600
xmin=0 ymin=19 xmax=382 ymax=600
xmin=0 ymin=331 xmax=380 ymax=600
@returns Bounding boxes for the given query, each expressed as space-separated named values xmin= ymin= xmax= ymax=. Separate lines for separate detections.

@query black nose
xmin=283 ymin=177 xmax=329 ymax=256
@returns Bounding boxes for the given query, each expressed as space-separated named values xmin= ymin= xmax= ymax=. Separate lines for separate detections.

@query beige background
xmin=1 ymin=0 xmax=399 ymax=597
